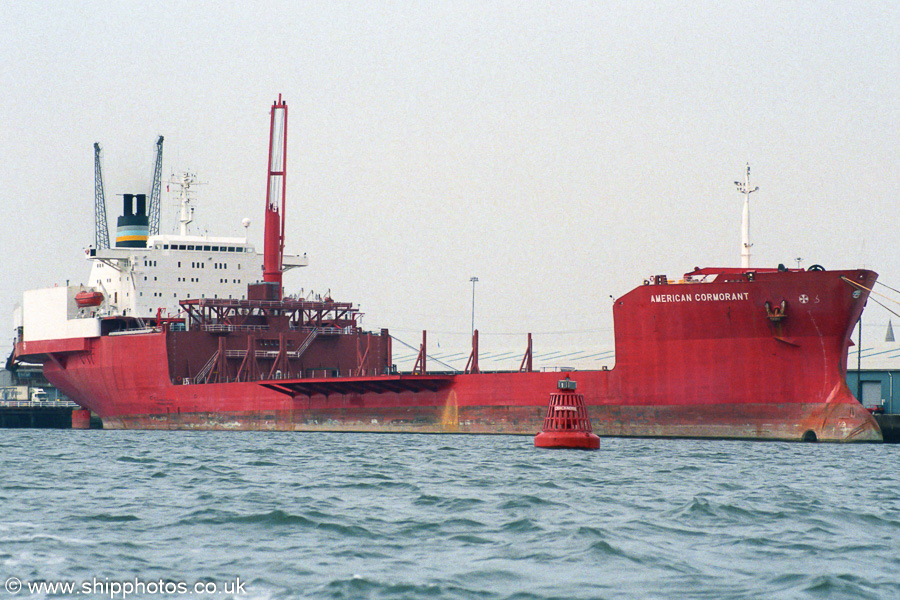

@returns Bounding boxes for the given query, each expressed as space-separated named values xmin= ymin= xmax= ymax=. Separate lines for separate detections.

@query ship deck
xmin=260 ymin=374 xmax=455 ymax=397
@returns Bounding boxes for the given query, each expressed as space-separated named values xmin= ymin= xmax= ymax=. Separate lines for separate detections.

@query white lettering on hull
xmin=650 ymin=292 xmax=751 ymax=303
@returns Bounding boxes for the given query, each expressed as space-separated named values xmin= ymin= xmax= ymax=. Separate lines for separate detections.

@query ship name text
xmin=650 ymin=292 xmax=751 ymax=304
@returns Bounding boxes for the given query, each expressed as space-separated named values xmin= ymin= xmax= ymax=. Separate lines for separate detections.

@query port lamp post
xmin=470 ymin=276 xmax=479 ymax=338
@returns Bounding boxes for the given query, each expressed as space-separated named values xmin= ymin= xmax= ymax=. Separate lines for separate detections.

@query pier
xmin=874 ymin=414 xmax=900 ymax=444
xmin=0 ymin=400 xmax=96 ymax=428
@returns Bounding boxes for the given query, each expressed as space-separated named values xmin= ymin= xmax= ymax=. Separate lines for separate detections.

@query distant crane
xmin=148 ymin=135 xmax=164 ymax=236
xmin=93 ymin=142 xmax=110 ymax=249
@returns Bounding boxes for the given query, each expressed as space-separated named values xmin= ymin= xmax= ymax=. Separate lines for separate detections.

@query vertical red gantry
xmin=263 ymin=95 xmax=288 ymax=297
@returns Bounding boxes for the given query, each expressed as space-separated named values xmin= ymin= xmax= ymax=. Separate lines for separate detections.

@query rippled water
xmin=1 ymin=431 xmax=898 ymax=599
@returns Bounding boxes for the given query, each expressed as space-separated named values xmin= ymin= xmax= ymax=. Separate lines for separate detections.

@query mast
xmin=168 ymin=172 xmax=198 ymax=236
xmin=734 ymin=163 xmax=758 ymax=269
xmin=263 ymin=95 xmax=288 ymax=298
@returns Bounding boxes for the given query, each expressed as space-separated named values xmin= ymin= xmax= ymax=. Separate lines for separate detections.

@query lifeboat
xmin=75 ymin=290 xmax=104 ymax=308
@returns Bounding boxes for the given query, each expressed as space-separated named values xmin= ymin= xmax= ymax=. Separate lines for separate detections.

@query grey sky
xmin=2 ymin=1 xmax=898 ymax=362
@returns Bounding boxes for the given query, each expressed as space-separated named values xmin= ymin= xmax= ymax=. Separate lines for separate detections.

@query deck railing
xmin=0 ymin=400 xmax=81 ymax=408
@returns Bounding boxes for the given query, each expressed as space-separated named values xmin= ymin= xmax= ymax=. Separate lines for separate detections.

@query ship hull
xmin=99 ymin=390 xmax=876 ymax=442
xmin=42 ymin=368 xmax=880 ymax=442
xmin=18 ymin=268 xmax=882 ymax=442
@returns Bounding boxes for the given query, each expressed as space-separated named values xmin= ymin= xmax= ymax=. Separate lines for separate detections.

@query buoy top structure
xmin=534 ymin=377 xmax=600 ymax=450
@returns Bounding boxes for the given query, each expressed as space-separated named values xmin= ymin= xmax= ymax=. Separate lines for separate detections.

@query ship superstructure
xmin=83 ymin=171 xmax=308 ymax=321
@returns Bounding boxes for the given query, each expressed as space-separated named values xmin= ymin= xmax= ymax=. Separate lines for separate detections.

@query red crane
xmin=263 ymin=95 xmax=288 ymax=298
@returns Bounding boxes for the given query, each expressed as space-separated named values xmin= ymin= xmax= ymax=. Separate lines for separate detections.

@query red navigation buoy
xmin=72 ymin=408 xmax=91 ymax=429
xmin=534 ymin=377 xmax=600 ymax=450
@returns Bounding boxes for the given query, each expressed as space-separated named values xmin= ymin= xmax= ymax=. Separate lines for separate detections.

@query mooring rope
xmin=876 ymin=280 xmax=900 ymax=296
xmin=841 ymin=276 xmax=900 ymax=319
xmin=389 ymin=335 xmax=461 ymax=373
xmin=841 ymin=276 xmax=900 ymax=306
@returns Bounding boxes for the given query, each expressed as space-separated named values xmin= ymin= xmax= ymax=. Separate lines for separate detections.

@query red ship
xmin=13 ymin=98 xmax=881 ymax=442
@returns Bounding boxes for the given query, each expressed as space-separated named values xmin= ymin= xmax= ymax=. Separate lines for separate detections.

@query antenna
xmin=734 ymin=163 xmax=758 ymax=269
xmin=262 ymin=95 xmax=288 ymax=298
xmin=148 ymin=136 xmax=164 ymax=235
xmin=93 ymin=143 xmax=110 ymax=249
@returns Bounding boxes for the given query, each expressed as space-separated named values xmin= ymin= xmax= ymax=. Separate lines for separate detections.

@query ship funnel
xmin=116 ymin=192 xmax=149 ymax=248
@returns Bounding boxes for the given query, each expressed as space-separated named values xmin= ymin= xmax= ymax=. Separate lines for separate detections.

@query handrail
xmin=201 ymin=324 xmax=270 ymax=332
xmin=194 ymin=351 xmax=219 ymax=383
xmin=0 ymin=400 xmax=81 ymax=408
xmin=109 ymin=327 xmax=159 ymax=336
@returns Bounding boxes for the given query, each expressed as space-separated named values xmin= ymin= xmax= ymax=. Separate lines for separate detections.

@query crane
xmin=263 ymin=95 xmax=288 ymax=298
xmin=148 ymin=135 xmax=164 ymax=236
xmin=93 ymin=142 xmax=110 ymax=249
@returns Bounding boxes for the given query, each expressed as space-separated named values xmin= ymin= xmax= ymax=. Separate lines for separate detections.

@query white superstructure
xmin=86 ymin=233 xmax=262 ymax=318
xmin=84 ymin=171 xmax=307 ymax=318
xmin=18 ymin=171 xmax=308 ymax=342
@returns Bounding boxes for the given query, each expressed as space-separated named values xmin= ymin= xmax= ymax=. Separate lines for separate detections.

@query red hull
xmin=17 ymin=268 xmax=881 ymax=442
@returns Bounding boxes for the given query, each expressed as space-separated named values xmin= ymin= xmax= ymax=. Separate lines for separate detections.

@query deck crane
xmin=263 ymin=95 xmax=288 ymax=298
xmin=148 ymin=136 xmax=164 ymax=235
xmin=93 ymin=142 xmax=110 ymax=249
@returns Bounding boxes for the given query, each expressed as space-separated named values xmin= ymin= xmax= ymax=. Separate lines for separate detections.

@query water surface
xmin=1 ymin=432 xmax=897 ymax=599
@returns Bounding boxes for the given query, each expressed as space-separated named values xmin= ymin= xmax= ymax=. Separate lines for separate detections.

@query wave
xmin=7 ymin=431 xmax=900 ymax=600
xmin=84 ymin=513 xmax=140 ymax=523
xmin=499 ymin=518 xmax=543 ymax=533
